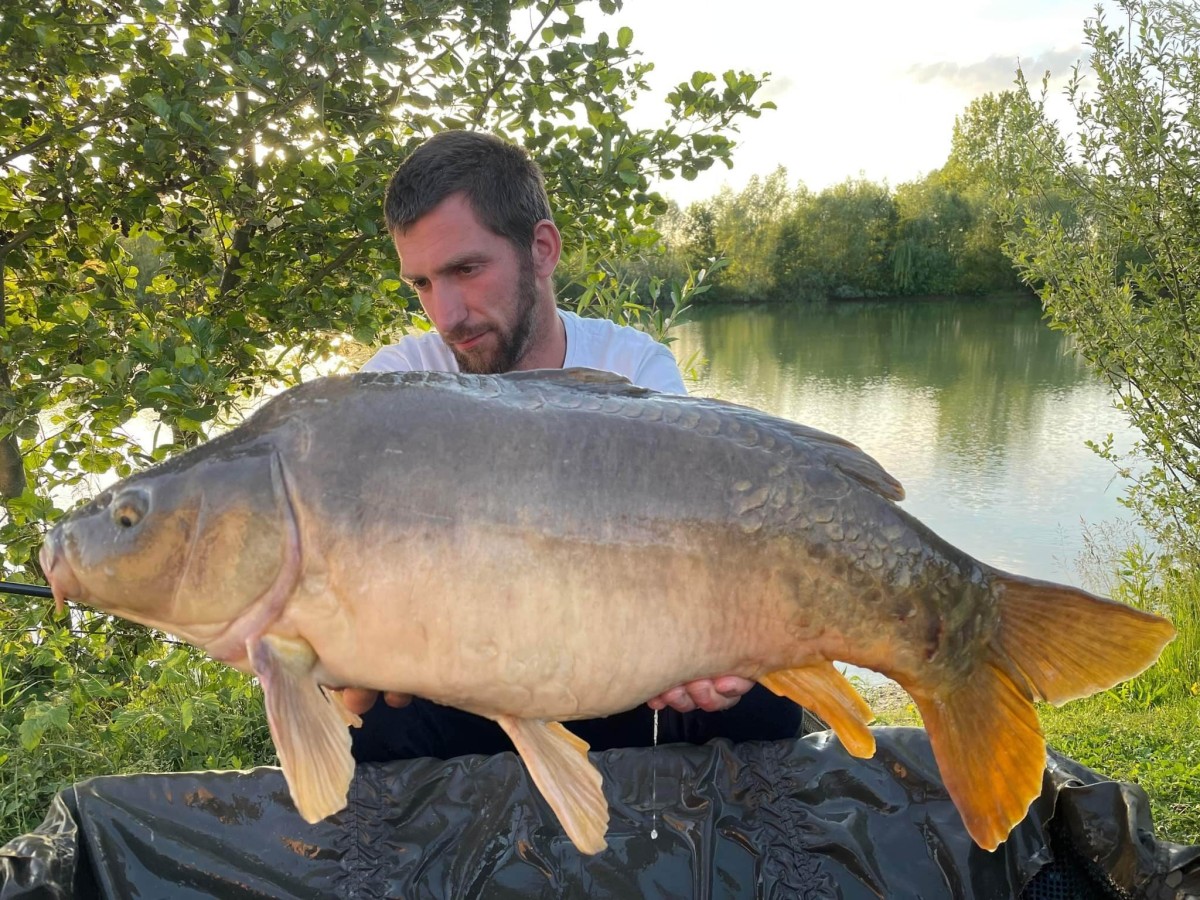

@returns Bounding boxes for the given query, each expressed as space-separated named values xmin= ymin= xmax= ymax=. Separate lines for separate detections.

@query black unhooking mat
xmin=2 ymin=727 xmax=1198 ymax=899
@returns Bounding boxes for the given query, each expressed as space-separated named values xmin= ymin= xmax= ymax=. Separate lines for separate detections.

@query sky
xmin=601 ymin=0 xmax=1115 ymax=205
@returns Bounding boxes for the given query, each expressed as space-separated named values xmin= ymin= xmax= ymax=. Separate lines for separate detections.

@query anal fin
xmin=759 ymin=662 xmax=876 ymax=757
xmin=248 ymin=635 xmax=355 ymax=825
xmin=496 ymin=716 xmax=609 ymax=854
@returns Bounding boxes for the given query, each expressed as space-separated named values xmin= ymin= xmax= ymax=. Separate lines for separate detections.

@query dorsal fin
xmin=777 ymin=420 xmax=905 ymax=501
xmin=659 ymin=394 xmax=906 ymax=502
xmin=500 ymin=367 xmax=649 ymax=395
xmin=500 ymin=368 xmax=904 ymax=502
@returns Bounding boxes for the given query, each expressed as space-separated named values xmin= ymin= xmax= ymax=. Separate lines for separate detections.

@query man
xmin=345 ymin=130 xmax=803 ymax=762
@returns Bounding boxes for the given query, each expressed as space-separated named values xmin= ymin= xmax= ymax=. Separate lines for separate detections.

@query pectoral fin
xmin=759 ymin=661 xmax=876 ymax=757
xmin=496 ymin=715 xmax=609 ymax=854
xmin=248 ymin=634 xmax=355 ymax=824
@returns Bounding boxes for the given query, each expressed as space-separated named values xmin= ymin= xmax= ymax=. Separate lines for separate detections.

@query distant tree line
xmin=592 ymin=111 xmax=1035 ymax=304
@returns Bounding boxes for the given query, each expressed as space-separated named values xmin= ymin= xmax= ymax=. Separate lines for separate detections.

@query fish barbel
xmin=39 ymin=369 xmax=1174 ymax=853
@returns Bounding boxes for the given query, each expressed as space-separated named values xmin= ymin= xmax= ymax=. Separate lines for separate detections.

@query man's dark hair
xmin=384 ymin=130 xmax=553 ymax=250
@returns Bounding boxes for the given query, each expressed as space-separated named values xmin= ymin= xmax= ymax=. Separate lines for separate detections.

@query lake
xmin=669 ymin=294 xmax=1143 ymax=590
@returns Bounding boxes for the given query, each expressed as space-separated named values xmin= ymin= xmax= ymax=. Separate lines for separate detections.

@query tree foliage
xmin=707 ymin=167 xmax=794 ymax=300
xmin=778 ymin=176 xmax=897 ymax=299
xmin=992 ymin=0 xmax=1200 ymax=555
xmin=0 ymin=0 xmax=771 ymax=838
xmin=0 ymin=601 xmax=272 ymax=837
xmin=661 ymin=164 xmax=1022 ymax=303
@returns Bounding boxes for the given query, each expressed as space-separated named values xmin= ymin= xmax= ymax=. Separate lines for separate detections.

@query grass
xmin=1054 ymin=538 xmax=1200 ymax=844
xmin=1040 ymin=694 xmax=1200 ymax=845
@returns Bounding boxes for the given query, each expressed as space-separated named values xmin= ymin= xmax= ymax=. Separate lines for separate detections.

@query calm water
xmin=669 ymin=295 xmax=1143 ymax=587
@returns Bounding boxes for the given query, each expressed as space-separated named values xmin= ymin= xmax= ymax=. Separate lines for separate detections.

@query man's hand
xmin=647 ymin=676 xmax=755 ymax=713
xmin=335 ymin=688 xmax=413 ymax=716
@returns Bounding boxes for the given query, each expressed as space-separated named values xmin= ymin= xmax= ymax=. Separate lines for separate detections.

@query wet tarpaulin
xmin=2 ymin=728 xmax=1198 ymax=899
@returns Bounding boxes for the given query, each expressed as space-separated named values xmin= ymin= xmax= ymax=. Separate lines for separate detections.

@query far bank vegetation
xmin=571 ymin=111 xmax=1031 ymax=305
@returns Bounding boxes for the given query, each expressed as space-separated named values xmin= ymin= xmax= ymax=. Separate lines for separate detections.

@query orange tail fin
xmin=909 ymin=574 xmax=1174 ymax=851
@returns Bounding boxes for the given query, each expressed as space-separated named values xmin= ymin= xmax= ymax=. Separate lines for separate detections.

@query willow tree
xmin=1001 ymin=0 xmax=1200 ymax=556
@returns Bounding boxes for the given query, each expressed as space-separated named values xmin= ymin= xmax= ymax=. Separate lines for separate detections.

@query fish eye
xmin=111 ymin=490 xmax=149 ymax=529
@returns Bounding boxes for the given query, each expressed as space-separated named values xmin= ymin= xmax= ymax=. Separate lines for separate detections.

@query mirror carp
xmin=40 ymin=369 xmax=1174 ymax=854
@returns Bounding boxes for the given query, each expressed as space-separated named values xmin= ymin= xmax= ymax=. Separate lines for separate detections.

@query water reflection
xmin=671 ymin=295 xmax=1141 ymax=583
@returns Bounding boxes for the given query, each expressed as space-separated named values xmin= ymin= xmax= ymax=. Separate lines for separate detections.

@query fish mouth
xmin=39 ymin=530 xmax=83 ymax=615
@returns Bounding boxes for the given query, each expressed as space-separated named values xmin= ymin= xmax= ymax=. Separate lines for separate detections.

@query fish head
xmin=40 ymin=443 xmax=298 ymax=641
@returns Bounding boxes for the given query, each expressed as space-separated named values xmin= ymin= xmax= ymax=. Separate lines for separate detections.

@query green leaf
xmin=181 ymin=698 xmax=194 ymax=732
xmin=78 ymin=451 xmax=112 ymax=474
xmin=140 ymin=92 xmax=172 ymax=120
xmin=84 ymin=359 xmax=113 ymax=384
xmin=19 ymin=701 xmax=69 ymax=751
xmin=77 ymin=221 xmax=103 ymax=244
xmin=617 ymin=26 xmax=633 ymax=49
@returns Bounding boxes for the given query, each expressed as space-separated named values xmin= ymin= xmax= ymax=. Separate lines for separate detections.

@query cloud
xmin=907 ymin=46 xmax=1084 ymax=93
xmin=758 ymin=74 xmax=795 ymax=104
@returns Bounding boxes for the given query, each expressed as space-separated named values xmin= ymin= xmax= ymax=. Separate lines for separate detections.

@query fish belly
xmin=293 ymin=523 xmax=821 ymax=721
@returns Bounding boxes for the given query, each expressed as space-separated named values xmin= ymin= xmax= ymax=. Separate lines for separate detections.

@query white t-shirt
xmin=360 ymin=309 xmax=686 ymax=394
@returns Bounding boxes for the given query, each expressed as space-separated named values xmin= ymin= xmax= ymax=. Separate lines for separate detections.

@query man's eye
xmin=410 ymin=279 xmax=429 ymax=291
xmin=458 ymin=265 xmax=477 ymax=276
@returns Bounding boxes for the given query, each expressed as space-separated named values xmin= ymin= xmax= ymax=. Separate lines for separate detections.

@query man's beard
xmin=449 ymin=256 xmax=540 ymax=375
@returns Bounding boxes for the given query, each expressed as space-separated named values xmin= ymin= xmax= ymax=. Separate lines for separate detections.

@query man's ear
xmin=529 ymin=219 xmax=561 ymax=278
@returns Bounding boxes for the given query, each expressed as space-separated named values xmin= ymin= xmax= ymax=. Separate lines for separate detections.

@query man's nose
xmin=422 ymin=284 xmax=468 ymax=334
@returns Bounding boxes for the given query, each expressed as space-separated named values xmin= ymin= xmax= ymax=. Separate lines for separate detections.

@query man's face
xmin=393 ymin=193 xmax=541 ymax=374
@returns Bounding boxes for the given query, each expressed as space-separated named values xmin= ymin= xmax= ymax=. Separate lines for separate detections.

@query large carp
xmin=40 ymin=369 xmax=1173 ymax=854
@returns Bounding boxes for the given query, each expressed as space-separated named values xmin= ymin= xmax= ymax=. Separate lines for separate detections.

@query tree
xmin=891 ymin=170 xmax=972 ymax=296
xmin=773 ymin=176 xmax=896 ymax=299
xmin=679 ymin=199 xmax=720 ymax=268
xmin=1002 ymin=0 xmax=1200 ymax=554
xmin=0 ymin=0 xmax=771 ymax=838
xmin=943 ymin=91 xmax=1054 ymax=296
xmin=708 ymin=167 xmax=793 ymax=301
xmin=890 ymin=164 xmax=1024 ymax=297
xmin=947 ymin=91 xmax=1044 ymax=206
